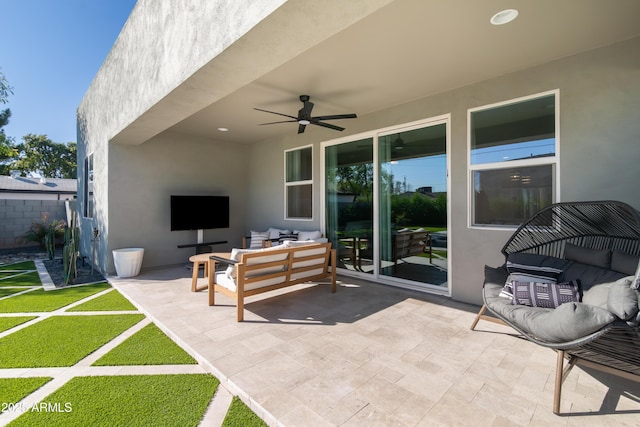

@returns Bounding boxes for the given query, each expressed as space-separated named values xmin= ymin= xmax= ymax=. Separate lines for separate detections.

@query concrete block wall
xmin=0 ymin=199 xmax=68 ymax=249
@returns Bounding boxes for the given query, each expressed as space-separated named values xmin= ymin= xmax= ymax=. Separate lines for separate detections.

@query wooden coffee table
xmin=189 ymin=252 xmax=230 ymax=292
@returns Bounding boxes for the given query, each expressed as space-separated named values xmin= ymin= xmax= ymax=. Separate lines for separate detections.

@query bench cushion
xmin=215 ymin=271 xmax=287 ymax=292
xmin=249 ymin=231 xmax=270 ymax=249
xmin=225 ymin=246 xmax=288 ymax=279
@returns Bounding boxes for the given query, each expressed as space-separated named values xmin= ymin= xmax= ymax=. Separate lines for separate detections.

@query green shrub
xmin=18 ymin=213 xmax=65 ymax=249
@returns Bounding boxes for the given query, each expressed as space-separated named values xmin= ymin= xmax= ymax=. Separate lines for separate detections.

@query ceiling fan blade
xmin=311 ymin=120 xmax=345 ymax=132
xmin=312 ymin=113 xmax=357 ymax=121
xmin=258 ymin=119 xmax=298 ymax=126
xmin=254 ymin=108 xmax=298 ymax=120
xmin=256 ymin=96 xmax=355 ymax=134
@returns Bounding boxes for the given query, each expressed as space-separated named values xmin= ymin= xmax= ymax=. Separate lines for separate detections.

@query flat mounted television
xmin=170 ymin=195 xmax=229 ymax=231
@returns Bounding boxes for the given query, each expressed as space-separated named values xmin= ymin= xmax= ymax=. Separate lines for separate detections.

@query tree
xmin=0 ymin=69 xmax=76 ymax=178
xmin=335 ymin=163 xmax=374 ymax=202
xmin=12 ymin=134 xmax=77 ymax=178
xmin=0 ymin=68 xmax=11 ymax=104
xmin=0 ymin=68 xmax=17 ymax=175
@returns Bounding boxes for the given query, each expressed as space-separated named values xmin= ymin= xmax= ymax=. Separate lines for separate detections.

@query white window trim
xmin=467 ymin=89 xmax=561 ymax=230
xmin=284 ymin=144 xmax=314 ymax=221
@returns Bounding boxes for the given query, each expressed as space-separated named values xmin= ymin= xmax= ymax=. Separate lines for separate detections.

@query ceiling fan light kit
xmin=255 ymin=95 xmax=357 ymax=134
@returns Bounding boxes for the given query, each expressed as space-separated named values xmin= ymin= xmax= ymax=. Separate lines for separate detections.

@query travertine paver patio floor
xmin=110 ymin=266 xmax=640 ymax=426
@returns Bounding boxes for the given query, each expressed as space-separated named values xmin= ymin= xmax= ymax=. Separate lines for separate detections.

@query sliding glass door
xmin=325 ymin=118 xmax=449 ymax=291
xmin=325 ymin=138 xmax=373 ymax=272
xmin=378 ymin=123 xmax=447 ymax=287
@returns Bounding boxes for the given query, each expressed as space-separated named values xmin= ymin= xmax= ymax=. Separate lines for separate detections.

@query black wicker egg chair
xmin=470 ymin=200 xmax=640 ymax=414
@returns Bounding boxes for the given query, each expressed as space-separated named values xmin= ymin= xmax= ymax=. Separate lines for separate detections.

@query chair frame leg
xmin=553 ymin=350 xmax=565 ymax=414
xmin=470 ymin=304 xmax=487 ymax=330
xmin=470 ymin=304 xmax=507 ymax=330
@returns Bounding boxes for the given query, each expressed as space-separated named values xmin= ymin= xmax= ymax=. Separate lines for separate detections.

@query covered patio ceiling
xmin=114 ymin=0 xmax=640 ymax=146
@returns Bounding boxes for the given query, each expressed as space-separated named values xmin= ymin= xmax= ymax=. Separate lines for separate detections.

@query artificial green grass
xmin=67 ymin=289 xmax=137 ymax=312
xmin=0 ymin=314 xmax=144 ymax=368
xmin=0 ymin=261 xmax=36 ymax=271
xmin=0 ymin=260 xmax=38 ymax=286
xmin=0 ymin=288 xmax=31 ymax=298
xmin=0 ymin=316 xmax=36 ymax=333
xmin=222 ymin=396 xmax=268 ymax=427
xmin=93 ymin=322 xmax=196 ymax=366
xmin=0 ymin=377 xmax=52 ymax=413
xmin=9 ymin=374 xmax=219 ymax=427
xmin=0 ymin=283 xmax=111 ymax=313
xmin=0 ymin=271 xmax=40 ymax=287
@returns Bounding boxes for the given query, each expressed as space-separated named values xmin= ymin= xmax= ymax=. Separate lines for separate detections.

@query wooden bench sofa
xmin=207 ymin=241 xmax=336 ymax=321
xmin=356 ymin=228 xmax=432 ymax=270
xmin=392 ymin=229 xmax=432 ymax=265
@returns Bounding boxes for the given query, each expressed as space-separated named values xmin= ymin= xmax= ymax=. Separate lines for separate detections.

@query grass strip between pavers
xmin=8 ymin=374 xmax=219 ymax=427
xmin=0 ymin=271 xmax=41 ymax=287
xmin=0 ymin=316 xmax=37 ymax=333
xmin=93 ymin=322 xmax=196 ymax=366
xmin=0 ymin=261 xmax=36 ymax=271
xmin=0 ymin=282 xmax=111 ymax=313
xmin=0 ymin=288 xmax=32 ymax=299
xmin=0 ymin=314 xmax=145 ymax=368
xmin=0 ymin=377 xmax=52 ymax=413
xmin=67 ymin=289 xmax=137 ymax=312
xmin=222 ymin=396 xmax=268 ymax=427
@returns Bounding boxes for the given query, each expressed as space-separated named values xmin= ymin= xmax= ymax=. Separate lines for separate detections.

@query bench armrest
xmin=209 ymin=255 xmax=236 ymax=266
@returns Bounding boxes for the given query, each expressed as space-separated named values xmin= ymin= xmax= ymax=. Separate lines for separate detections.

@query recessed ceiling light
xmin=217 ymin=127 xmax=229 ymax=132
xmin=490 ymin=9 xmax=518 ymax=25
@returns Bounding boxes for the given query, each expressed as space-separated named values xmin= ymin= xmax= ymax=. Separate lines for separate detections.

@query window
xmin=84 ymin=153 xmax=94 ymax=218
xmin=285 ymin=146 xmax=313 ymax=219
xmin=469 ymin=91 xmax=558 ymax=227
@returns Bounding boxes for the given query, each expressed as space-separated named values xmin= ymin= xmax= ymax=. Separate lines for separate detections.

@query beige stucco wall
xmin=245 ymin=36 xmax=640 ymax=306
xmin=108 ymin=132 xmax=248 ymax=269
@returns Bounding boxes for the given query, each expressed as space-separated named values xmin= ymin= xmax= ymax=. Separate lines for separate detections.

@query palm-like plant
xmin=19 ymin=213 xmax=66 ymax=250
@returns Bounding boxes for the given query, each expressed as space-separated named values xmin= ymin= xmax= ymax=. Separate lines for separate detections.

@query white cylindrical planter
xmin=112 ymin=248 xmax=145 ymax=278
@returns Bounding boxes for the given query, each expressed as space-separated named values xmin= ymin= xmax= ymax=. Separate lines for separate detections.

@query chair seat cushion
xmin=483 ymin=265 xmax=615 ymax=343
xmin=511 ymin=302 xmax=615 ymax=343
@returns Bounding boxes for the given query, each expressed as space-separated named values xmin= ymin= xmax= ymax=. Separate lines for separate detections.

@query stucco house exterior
xmin=77 ymin=0 xmax=640 ymax=306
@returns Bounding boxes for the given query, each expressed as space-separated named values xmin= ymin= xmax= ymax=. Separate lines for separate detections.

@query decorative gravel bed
xmin=42 ymin=258 xmax=105 ymax=287
xmin=0 ymin=247 xmax=105 ymax=288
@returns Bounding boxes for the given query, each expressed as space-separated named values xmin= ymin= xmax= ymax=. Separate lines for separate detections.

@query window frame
xmin=284 ymin=145 xmax=313 ymax=221
xmin=467 ymin=90 xmax=560 ymax=229
xmin=83 ymin=152 xmax=94 ymax=219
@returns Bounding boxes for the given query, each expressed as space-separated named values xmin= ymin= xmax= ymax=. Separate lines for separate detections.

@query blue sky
xmin=1 ymin=0 xmax=137 ymax=144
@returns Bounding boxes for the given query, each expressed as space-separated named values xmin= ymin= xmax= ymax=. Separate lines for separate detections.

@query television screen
xmin=170 ymin=195 xmax=229 ymax=231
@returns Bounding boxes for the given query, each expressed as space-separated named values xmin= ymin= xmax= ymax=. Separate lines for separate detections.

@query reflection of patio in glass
xmin=327 ymin=123 xmax=448 ymax=289
xmin=337 ymin=228 xmax=448 ymax=286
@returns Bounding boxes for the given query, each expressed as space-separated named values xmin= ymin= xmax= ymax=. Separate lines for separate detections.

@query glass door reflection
xmin=378 ymin=124 xmax=448 ymax=287
xmin=325 ymin=138 xmax=374 ymax=272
